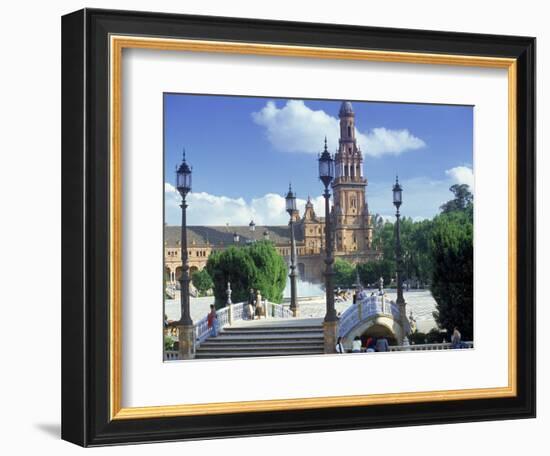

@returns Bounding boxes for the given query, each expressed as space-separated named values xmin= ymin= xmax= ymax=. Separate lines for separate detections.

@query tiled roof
xmin=165 ymin=224 xmax=307 ymax=247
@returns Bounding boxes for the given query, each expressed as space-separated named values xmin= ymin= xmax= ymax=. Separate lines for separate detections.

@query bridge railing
xmin=164 ymin=350 xmax=179 ymax=361
xmin=194 ymin=301 xmax=292 ymax=348
xmin=389 ymin=341 xmax=474 ymax=351
xmin=339 ymin=294 xmax=401 ymax=338
xmin=270 ymin=302 xmax=294 ymax=319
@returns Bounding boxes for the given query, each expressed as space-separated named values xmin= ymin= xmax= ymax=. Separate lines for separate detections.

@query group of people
xmin=336 ymin=335 xmax=390 ymax=354
xmin=247 ymin=288 xmax=266 ymax=320
xmin=334 ymin=288 xmax=352 ymax=302
xmin=204 ymin=287 xmax=269 ymax=339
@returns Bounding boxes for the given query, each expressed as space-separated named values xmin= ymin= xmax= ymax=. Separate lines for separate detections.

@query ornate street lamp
xmin=176 ymin=150 xmax=194 ymax=359
xmin=285 ymin=183 xmax=298 ymax=317
xmin=392 ymin=176 xmax=409 ymax=344
xmin=318 ymin=137 xmax=338 ymax=353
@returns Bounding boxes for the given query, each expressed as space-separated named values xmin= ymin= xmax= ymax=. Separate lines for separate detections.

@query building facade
xmin=165 ymin=101 xmax=379 ymax=284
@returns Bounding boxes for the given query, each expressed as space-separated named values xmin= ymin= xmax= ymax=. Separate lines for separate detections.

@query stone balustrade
xmin=193 ymin=301 xmax=293 ymax=348
xmin=338 ymin=294 xmax=400 ymax=338
xmin=389 ymin=341 xmax=474 ymax=351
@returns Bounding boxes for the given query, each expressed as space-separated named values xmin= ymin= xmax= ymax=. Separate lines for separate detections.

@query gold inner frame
xmin=109 ymin=35 xmax=517 ymax=420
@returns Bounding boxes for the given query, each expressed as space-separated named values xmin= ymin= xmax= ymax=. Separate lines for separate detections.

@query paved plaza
xmin=165 ymin=288 xmax=438 ymax=333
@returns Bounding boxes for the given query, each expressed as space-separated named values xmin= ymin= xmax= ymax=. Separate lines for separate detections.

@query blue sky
xmin=164 ymin=94 xmax=473 ymax=226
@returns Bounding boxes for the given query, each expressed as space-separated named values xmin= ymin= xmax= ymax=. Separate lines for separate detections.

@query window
xmin=347 ymin=125 xmax=351 ymax=136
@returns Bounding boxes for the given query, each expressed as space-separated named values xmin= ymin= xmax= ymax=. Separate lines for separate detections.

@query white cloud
xmin=252 ymin=100 xmax=425 ymax=157
xmin=368 ymin=177 xmax=453 ymax=221
xmin=445 ymin=166 xmax=474 ymax=190
xmin=165 ymin=183 xmax=325 ymax=226
xmin=165 ymin=167 xmax=472 ymax=226
xmin=368 ymin=168 xmax=474 ymax=221
xmin=363 ymin=127 xmax=425 ymax=157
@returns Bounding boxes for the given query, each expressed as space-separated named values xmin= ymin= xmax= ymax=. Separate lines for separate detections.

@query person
xmin=352 ymin=292 xmax=357 ymax=304
xmin=336 ymin=337 xmax=345 ymax=354
xmin=451 ymin=327 xmax=462 ymax=349
xmin=409 ymin=311 xmax=417 ymax=334
xmin=351 ymin=336 xmax=362 ymax=353
xmin=255 ymin=289 xmax=263 ymax=319
xmin=375 ymin=336 xmax=389 ymax=352
xmin=207 ymin=304 xmax=218 ymax=337
xmin=247 ymin=288 xmax=255 ymax=320
xmin=365 ymin=336 xmax=376 ymax=353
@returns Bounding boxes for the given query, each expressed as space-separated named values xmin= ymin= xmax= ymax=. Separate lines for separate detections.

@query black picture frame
xmin=62 ymin=8 xmax=536 ymax=447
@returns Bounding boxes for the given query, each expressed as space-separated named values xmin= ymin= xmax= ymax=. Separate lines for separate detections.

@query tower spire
xmin=339 ymin=101 xmax=354 ymax=117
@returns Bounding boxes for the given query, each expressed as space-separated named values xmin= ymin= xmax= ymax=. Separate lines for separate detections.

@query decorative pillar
xmin=176 ymin=151 xmax=195 ymax=360
xmin=323 ymin=187 xmax=338 ymax=353
xmin=393 ymin=176 xmax=409 ymax=345
xmin=286 ymin=184 xmax=299 ymax=317
xmin=226 ymin=281 xmax=233 ymax=325
xmin=318 ymin=139 xmax=339 ymax=354
xmin=289 ymin=220 xmax=298 ymax=317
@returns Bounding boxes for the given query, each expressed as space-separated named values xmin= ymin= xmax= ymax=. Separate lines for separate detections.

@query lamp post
xmin=285 ymin=184 xmax=298 ymax=317
xmin=176 ymin=151 xmax=195 ymax=359
xmin=392 ymin=176 xmax=409 ymax=345
xmin=318 ymin=138 xmax=338 ymax=353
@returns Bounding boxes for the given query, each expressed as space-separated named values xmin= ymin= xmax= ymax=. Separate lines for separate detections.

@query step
xmin=223 ymin=325 xmax=322 ymax=331
xmin=195 ymin=350 xmax=324 ymax=359
xmin=207 ymin=334 xmax=323 ymax=342
xmin=200 ymin=340 xmax=324 ymax=348
xmin=198 ymin=343 xmax=324 ymax=351
xmin=220 ymin=328 xmax=323 ymax=336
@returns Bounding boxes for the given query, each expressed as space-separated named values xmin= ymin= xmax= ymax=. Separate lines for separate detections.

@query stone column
xmin=178 ymin=324 xmax=195 ymax=360
xmin=323 ymin=320 xmax=339 ymax=354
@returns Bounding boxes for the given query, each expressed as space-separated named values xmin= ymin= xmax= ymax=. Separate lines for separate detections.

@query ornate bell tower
xmin=332 ymin=101 xmax=373 ymax=252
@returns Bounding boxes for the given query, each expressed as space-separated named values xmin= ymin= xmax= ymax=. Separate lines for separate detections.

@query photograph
xmin=56 ymin=5 xmax=536 ymax=447
xmin=162 ymin=95 xmax=474 ymax=360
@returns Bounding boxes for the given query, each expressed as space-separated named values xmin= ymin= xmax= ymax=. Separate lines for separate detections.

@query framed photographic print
xmin=61 ymin=8 xmax=536 ymax=447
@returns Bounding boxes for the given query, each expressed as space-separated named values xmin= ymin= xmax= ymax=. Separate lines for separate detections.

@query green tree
xmin=430 ymin=209 xmax=474 ymax=339
xmin=368 ymin=217 xmax=433 ymax=287
xmin=246 ymin=241 xmax=288 ymax=304
xmin=372 ymin=220 xmax=395 ymax=258
xmin=370 ymin=213 xmax=386 ymax=237
xmin=357 ymin=258 xmax=394 ymax=287
xmin=206 ymin=241 xmax=287 ymax=308
xmin=405 ymin=218 xmax=434 ymax=287
xmin=191 ymin=268 xmax=214 ymax=297
xmin=440 ymin=184 xmax=473 ymax=214
xmin=334 ymin=259 xmax=356 ymax=288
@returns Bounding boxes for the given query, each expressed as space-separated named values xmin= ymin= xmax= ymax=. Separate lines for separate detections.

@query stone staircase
xmin=195 ymin=318 xmax=325 ymax=359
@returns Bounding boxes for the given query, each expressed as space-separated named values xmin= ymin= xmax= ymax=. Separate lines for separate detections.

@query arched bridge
xmin=338 ymin=294 xmax=410 ymax=344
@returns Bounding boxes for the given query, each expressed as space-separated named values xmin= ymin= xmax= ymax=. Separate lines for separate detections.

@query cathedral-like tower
xmin=332 ymin=101 xmax=373 ymax=252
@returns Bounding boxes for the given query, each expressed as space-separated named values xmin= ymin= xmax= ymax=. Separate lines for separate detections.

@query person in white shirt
xmin=351 ymin=336 xmax=362 ymax=353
